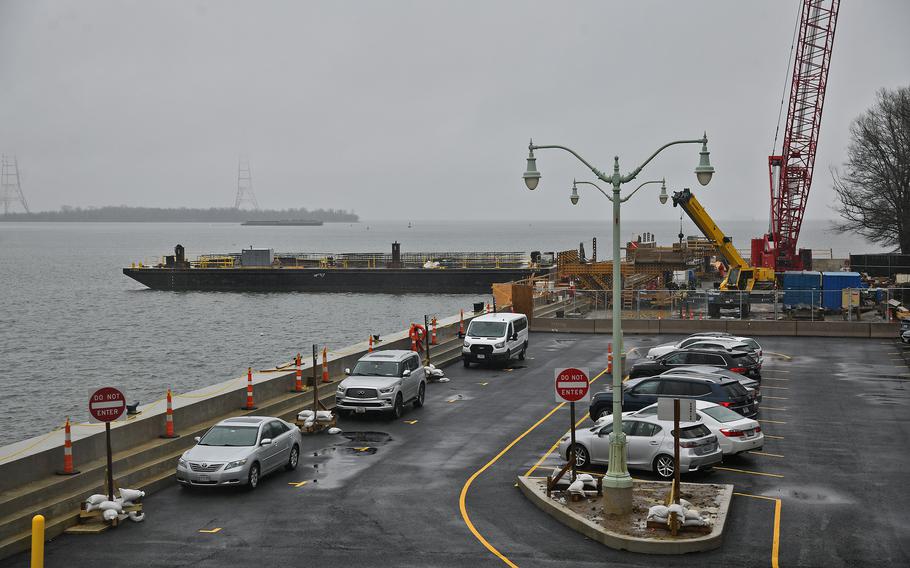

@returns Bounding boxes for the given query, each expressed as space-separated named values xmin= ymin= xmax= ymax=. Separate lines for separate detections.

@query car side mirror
xmin=194 ymin=436 xmax=201 ymax=443
xmin=344 ymin=368 xmax=351 ymax=375
xmin=260 ymin=438 xmax=272 ymax=447
xmin=510 ymin=333 xmax=518 ymax=341
xmin=402 ymin=369 xmax=411 ymax=377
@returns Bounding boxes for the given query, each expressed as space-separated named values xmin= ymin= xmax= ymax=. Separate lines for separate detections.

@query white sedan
xmin=631 ymin=399 xmax=764 ymax=456
xmin=647 ymin=335 xmax=763 ymax=362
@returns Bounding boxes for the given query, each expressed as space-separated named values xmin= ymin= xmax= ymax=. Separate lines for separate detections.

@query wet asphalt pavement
xmin=2 ymin=333 xmax=908 ymax=567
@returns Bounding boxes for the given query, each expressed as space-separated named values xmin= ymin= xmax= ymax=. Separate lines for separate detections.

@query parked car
xmin=901 ymin=319 xmax=910 ymax=343
xmin=631 ymin=400 xmax=764 ymax=456
xmin=589 ymin=373 xmax=756 ymax=420
xmin=631 ymin=348 xmax=761 ymax=379
xmin=662 ymin=365 xmax=762 ymax=403
xmin=648 ymin=335 xmax=763 ymax=362
xmin=176 ymin=416 xmax=302 ymax=489
xmin=558 ymin=413 xmax=721 ymax=480
xmin=336 ymin=350 xmax=426 ymax=418
xmin=462 ymin=312 xmax=529 ymax=366
xmin=902 ymin=330 xmax=910 ymax=344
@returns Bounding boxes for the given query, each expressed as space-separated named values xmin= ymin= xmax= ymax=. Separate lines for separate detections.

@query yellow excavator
xmin=671 ymin=188 xmax=776 ymax=317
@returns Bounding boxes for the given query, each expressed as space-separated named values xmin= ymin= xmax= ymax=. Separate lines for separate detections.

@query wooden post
xmin=670 ymin=398 xmax=681 ymax=536
xmin=105 ymin=422 xmax=114 ymax=502
xmin=424 ymin=315 xmax=431 ymax=365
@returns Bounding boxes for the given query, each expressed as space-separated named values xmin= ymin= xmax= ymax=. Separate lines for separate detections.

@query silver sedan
xmin=176 ymin=416 xmax=303 ymax=489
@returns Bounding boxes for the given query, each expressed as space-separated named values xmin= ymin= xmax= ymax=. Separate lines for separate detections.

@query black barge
xmin=123 ymin=243 xmax=552 ymax=293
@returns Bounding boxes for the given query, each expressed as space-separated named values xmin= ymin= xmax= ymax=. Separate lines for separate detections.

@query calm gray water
xmin=0 ymin=219 xmax=874 ymax=442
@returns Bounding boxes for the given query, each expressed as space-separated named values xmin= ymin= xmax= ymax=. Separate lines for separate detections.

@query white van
xmin=462 ymin=313 xmax=529 ymax=367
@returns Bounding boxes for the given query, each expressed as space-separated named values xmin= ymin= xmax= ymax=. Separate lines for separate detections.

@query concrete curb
xmin=516 ymin=476 xmax=733 ymax=554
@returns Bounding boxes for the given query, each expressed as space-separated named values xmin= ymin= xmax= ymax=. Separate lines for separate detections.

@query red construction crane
xmin=752 ymin=0 xmax=840 ymax=271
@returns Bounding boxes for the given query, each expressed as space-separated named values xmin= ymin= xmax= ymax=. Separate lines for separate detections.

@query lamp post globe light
xmin=522 ymin=134 xmax=713 ymax=514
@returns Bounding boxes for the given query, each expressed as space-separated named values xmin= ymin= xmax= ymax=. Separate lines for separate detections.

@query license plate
xmin=744 ymin=429 xmax=754 ymax=437
xmin=198 ymin=474 xmax=210 ymax=482
xmin=477 ymin=354 xmax=485 ymax=359
xmin=355 ymin=407 xmax=366 ymax=414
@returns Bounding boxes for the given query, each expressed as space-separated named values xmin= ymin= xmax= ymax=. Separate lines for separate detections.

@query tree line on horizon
xmin=0 ymin=205 xmax=359 ymax=223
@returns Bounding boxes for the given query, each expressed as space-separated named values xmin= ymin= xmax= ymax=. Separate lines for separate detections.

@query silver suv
xmin=336 ymin=350 xmax=427 ymax=419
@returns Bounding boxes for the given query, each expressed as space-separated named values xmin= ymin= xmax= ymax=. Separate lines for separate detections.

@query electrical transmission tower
xmin=233 ymin=158 xmax=259 ymax=210
xmin=1 ymin=155 xmax=30 ymax=214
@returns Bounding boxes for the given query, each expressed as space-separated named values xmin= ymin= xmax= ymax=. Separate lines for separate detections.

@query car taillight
xmin=718 ymin=401 xmax=732 ymax=408
xmin=720 ymin=428 xmax=744 ymax=437
xmin=730 ymin=367 xmax=746 ymax=373
xmin=754 ymin=426 xmax=761 ymax=433
xmin=680 ymin=440 xmax=697 ymax=448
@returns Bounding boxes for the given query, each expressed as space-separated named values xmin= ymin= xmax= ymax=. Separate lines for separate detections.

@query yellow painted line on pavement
xmin=288 ymin=481 xmax=309 ymax=487
xmin=404 ymin=420 xmax=418 ymax=424
xmin=758 ymin=419 xmax=787 ymax=425
xmin=459 ymin=366 xmax=609 ymax=568
xmin=759 ymin=406 xmax=787 ymax=411
xmin=748 ymin=450 xmax=785 ymax=458
xmin=198 ymin=528 xmax=222 ymax=534
xmin=733 ymin=492 xmax=782 ymax=568
xmin=763 ymin=395 xmax=789 ymax=400
xmin=524 ymin=410 xmax=591 ymax=477
xmin=716 ymin=466 xmax=784 ymax=478
xmin=764 ymin=351 xmax=792 ymax=361
xmin=478 ymin=382 xmax=489 ymax=386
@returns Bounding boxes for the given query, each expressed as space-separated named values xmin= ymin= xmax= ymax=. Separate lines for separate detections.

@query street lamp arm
xmin=531 ymin=144 xmax=608 ymax=181
xmin=620 ymin=179 xmax=664 ymax=203
xmin=573 ymin=180 xmax=612 ymax=202
xmin=620 ymin=136 xmax=707 ymax=184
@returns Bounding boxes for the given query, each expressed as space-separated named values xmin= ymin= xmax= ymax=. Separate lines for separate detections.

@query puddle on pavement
xmin=301 ymin=432 xmax=393 ymax=489
xmin=778 ymin=485 xmax=853 ymax=505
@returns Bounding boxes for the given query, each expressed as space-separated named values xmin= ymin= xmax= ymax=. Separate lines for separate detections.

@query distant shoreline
xmin=0 ymin=205 xmax=358 ymax=223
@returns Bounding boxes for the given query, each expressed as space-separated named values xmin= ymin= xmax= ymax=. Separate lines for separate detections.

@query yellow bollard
xmin=31 ymin=514 xmax=44 ymax=568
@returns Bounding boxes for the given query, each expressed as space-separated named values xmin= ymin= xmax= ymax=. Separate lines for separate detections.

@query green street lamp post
xmin=523 ymin=135 xmax=714 ymax=513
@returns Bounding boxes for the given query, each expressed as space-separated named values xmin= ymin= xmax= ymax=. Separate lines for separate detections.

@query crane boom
xmin=755 ymin=0 xmax=840 ymax=270
xmin=672 ymin=189 xmax=776 ymax=291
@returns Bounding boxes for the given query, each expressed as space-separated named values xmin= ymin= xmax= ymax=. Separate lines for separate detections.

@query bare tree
xmin=832 ymin=85 xmax=910 ymax=253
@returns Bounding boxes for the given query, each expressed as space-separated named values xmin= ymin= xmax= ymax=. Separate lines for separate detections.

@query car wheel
xmin=519 ymin=344 xmax=527 ymax=360
xmin=654 ymin=454 xmax=675 ymax=480
xmin=463 ymin=358 xmax=471 ymax=368
xmin=391 ymin=394 xmax=404 ymax=419
xmin=285 ymin=444 xmax=299 ymax=471
xmin=570 ymin=444 xmax=590 ymax=468
xmin=247 ymin=462 xmax=261 ymax=490
xmin=413 ymin=383 xmax=425 ymax=408
xmin=598 ymin=408 xmax=612 ymax=420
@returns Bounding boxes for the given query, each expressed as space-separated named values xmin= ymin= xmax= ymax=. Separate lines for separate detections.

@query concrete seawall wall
xmin=531 ymin=318 xmax=899 ymax=338
xmin=0 ymin=310 xmax=478 ymax=493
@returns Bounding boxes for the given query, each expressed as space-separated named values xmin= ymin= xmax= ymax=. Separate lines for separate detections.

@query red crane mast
xmin=753 ymin=0 xmax=840 ymax=271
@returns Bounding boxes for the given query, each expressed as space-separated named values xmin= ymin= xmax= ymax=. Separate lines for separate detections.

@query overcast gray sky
xmin=1 ymin=0 xmax=907 ymax=221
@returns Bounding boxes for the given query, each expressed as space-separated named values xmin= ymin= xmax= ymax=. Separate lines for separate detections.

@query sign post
xmin=555 ymin=367 xmax=590 ymax=482
xmin=658 ymin=397 xmax=695 ymax=536
xmin=89 ymin=387 xmax=126 ymax=501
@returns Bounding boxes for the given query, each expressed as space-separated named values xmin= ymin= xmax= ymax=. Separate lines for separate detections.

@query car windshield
xmin=702 ymin=405 xmax=744 ymax=423
xmin=678 ymin=424 xmax=712 ymax=439
xmin=467 ymin=321 xmax=507 ymax=338
xmin=199 ymin=425 xmax=259 ymax=447
xmin=352 ymin=360 xmax=401 ymax=377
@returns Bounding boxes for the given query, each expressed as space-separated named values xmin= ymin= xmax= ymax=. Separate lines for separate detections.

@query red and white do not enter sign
xmin=89 ymin=387 xmax=126 ymax=422
xmin=555 ymin=367 xmax=590 ymax=403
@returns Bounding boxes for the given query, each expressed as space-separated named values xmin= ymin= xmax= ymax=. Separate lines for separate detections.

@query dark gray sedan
xmin=176 ymin=416 xmax=302 ymax=489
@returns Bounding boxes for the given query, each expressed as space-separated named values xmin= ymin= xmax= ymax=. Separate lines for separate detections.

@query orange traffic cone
xmin=322 ymin=348 xmax=329 ymax=383
xmin=410 ymin=324 xmax=417 ymax=351
xmin=431 ymin=317 xmax=438 ymax=345
xmin=242 ymin=367 xmax=257 ymax=410
xmin=56 ymin=418 xmax=79 ymax=475
xmin=160 ymin=389 xmax=179 ymax=438
xmin=459 ymin=310 xmax=465 ymax=336
xmin=369 ymin=335 xmax=374 ymax=353
xmin=294 ymin=353 xmax=303 ymax=392
xmin=607 ymin=343 xmax=613 ymax=374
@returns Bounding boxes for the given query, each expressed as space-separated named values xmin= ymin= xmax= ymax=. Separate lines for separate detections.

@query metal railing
xmin=538 ymin=287 xmax=897 ymax=322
